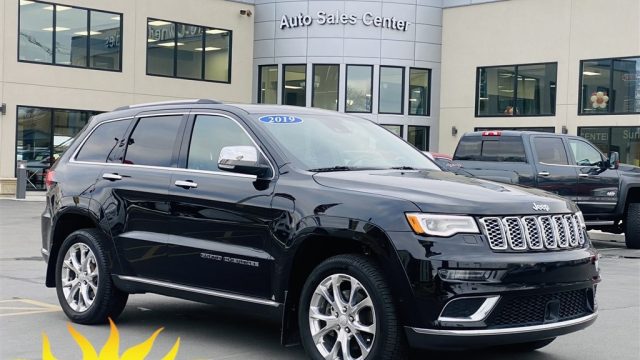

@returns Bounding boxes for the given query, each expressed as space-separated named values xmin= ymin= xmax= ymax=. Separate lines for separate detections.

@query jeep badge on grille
xmin=532 ymin=203 xmax=551 ymax=212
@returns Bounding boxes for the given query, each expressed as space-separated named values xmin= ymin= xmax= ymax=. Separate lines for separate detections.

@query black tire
xmin=298 ymin=254 xmax=407 ymax=360
xmin=499 ymin=338 xmax=555 ymax=352
xmin=625 ymin=203 xmax=640 ymax=249
xmin=55 ymin=229 xmax=128 ymax=324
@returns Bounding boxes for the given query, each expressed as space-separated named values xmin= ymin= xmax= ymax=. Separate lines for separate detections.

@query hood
xmin=618 ymin=163 xmax=640 ymax=175
xmin=313 ymin=170 xmax=576 ymax=215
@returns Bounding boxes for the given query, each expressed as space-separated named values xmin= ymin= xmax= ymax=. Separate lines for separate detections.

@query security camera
xmin=240 ymin=9 xmax=252 ymax=17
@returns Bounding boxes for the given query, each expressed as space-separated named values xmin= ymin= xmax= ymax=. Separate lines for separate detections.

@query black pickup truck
xmin=452 ymin=131 xmax=640 ymax=249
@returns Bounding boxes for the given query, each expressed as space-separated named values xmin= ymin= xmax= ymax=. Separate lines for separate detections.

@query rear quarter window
xmin=75 ymin=119 xmax=132 ymax=163
xmin=454 ymin=136 xmax=526 ymax=162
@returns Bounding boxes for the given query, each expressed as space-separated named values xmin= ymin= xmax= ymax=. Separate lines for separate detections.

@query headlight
xmin=576 ymin=211 xmax=586 ymax=229
xmin=405 ymin=213 xmax=479 ymax=237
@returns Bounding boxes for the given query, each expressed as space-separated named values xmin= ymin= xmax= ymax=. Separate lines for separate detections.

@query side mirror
xmin=218 ymin=146 xmax=272 ymax=178
xmin=608 ymin=151 xmax=620 ymax=169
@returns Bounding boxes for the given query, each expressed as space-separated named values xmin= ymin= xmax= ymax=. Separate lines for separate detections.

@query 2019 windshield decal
xmin=259 ymin=115 xmax=303 ymax=124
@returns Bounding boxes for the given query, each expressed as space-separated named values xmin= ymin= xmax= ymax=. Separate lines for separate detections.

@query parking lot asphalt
xmin=1 ymin=199 xmax=638 ymax=360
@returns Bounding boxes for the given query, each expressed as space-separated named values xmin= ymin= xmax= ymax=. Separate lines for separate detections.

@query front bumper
xmin=405 ymin=312 xmax=597 ymax=349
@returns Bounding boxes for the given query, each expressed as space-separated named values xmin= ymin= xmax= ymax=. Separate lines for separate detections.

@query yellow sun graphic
xmin=42 ymin=319 xmax=180 ymax=360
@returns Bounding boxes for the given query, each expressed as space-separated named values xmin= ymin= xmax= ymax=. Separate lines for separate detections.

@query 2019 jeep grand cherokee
xmin=42 ymin=100 xmax=600 ymax=359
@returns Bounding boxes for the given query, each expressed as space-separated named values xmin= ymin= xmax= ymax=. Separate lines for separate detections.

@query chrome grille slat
xmin=480 ymin=214 xmax=585 ymax=251
xmin=479 ymin=217 xmax=507 ymax=250
xmin=553 ymin=215 xmax=569 ymax=248
xmin=522 ymin=216 xmax=543 ymax=250
xmin=539 ymin=216 xmax=557 ymax=249
xmin=503 ymin=217 xmax=526 ymax=250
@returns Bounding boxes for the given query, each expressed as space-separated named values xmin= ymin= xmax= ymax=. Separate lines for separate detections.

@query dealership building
xmin=0 ymin=0 xmax=638 ymax=194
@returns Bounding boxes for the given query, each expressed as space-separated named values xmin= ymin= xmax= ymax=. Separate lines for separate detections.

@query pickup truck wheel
xmin=625 ymin=203 xmax=640 ymax=249
xmin=55 ymin=229 xmax=128 ymax=324
xmin=298 ymin=254 xmax=407 ymax=360
xmin=500 ymin=338 xmax=555 ymax=352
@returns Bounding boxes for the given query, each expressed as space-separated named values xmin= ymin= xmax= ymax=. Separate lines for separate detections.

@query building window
xmin=408 ymin=125 xmax=429 ymax=151
xmin=147 ymin=18 xmax=231 ymax=83
xmin=379 ymin=66 xmax=404 ymax=114
xmin=409 ymin=68 xmax=431 ymax=116
xmin=474 ymin=127 xmax=555 ymax=133
xmin=258 ymin=65 xmax=278 ymax=104
xmin=312 ymin=64 xmax=339 ymax=111
xmin=16 ymin=106 xmax=101 ymax=190
xmin=580 ymin=57 xmax=640 ymax=115
xmin=579 ymin=127 xmax=640 ymax=166
xmin=346 ymin=65 xmax=373 ymax=113
xmin=282 ymin=64 xmax=306 ymax=106
xmin=18 ymin=1 xmax=122 ymax=71
xmin=381 ymin=124 xmax=403 ymax=137
xmin=476 ymin=63 xmax=557 ymax=117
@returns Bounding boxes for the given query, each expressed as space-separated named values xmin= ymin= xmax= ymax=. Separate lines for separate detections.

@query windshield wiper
xmin=389 ymin=166 xmax=417 ymax=170
xmin=308 ymin=166 xmax=354 ymax=172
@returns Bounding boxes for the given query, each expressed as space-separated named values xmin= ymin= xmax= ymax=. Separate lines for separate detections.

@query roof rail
xmin=114 ymin=99 xmax=222 ymax=111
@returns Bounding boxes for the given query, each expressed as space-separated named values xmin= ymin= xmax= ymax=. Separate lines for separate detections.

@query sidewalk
xmin=0 ymin=192 xmax=46 ymax=202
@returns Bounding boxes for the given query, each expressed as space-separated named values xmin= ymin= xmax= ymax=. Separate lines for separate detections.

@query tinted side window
xmin=124 ymin=116 xmax=183 ymax=167
xmin=533 ymin=137 xmax=569 ymax=165
xmin=481 ymin=138 xmax=526 ymax=162
xmin=569 ymin=139 xmax=603 ymax=166
xmin=76 ymin=119 xmax=131 ymax=162
xmin=187 ymin=115 xmax=253 ymax=171
xmin=453 ymin=137 xmax=482 ymax=160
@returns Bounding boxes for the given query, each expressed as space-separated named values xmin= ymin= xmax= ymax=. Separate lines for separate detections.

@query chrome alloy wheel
xmin=61 ymin=243 xmax=99 ymax=312
xmin=309 ymin=274 xmax=376 ymax=360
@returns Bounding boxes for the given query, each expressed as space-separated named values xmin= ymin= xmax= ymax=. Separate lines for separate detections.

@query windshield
xmin=253 ymin=114 xmax=440 ymax=171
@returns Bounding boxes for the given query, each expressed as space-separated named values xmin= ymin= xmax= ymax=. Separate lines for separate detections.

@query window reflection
xmin=379 ymin=66 xmax=404 ymax=114
xmin=147 ymin=20 xmax=175 ymax=76
xmin=409 ymin=68 xmax=430 ymax=116
xmin=346 ymin=65 xmax=372 ymax=113
xmin=259 ymin=65 xmax=278 ymax=104
xmin=283 ymin=64 xmax=306 ymax=107
xmin=19 ymin=1 xmax=54 ymax=63
xmin=313 ymin=64 xmax=339 ymax=111
xmin=90 ymin=12 xmax=121 ymax=70
xmin=55 ymin=7 xmax=87 ymax=66
xmin=176 ymin=23 xmax=203 ymax=79
xmin=204 ymin=28 xmax=230 ymax=82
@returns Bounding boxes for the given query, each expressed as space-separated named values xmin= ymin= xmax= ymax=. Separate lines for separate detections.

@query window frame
xmin=258 ymin=64 xmax=278 ymax=104
xmin=578 ymin=55 xmax=640 ymax=116
xmin=281 ymin=63 xmax=307 ymax=107
xmin=474 ymin=61 xmax=558 ymax=118
xmin=531 ymin=136 xmax=570 ymax=166
xmin=378 ymin=65 xmax=405 ymax=115
xmin=311 ymin=64 xmax=340 ymax=111
xmin=17 ymin=0 xmax=123 ymax=72
xmin=345 ymin=64 xmax=374 ymax=114
xmin=408 ymin=67 xmax=432 ymax=117
xmin=145 ymin=17 xmax=232 ymax=84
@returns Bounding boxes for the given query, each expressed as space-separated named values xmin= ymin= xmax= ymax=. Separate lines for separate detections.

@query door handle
xmin=579 ymin=173 xmax=590 ymax=178
xmin=175 ymin=180 xmax=198 ymax=189
xmin=538 ymin=171 xmax=550 ymax=177
xmin=102 ymin=173 xmax=122 ymax=181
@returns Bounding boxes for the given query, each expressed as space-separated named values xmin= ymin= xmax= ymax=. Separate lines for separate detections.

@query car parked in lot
xmin=42 ymin=100 xmax=599 ymax=359
xmin=452 ymin=131 xmax=640 ymax=249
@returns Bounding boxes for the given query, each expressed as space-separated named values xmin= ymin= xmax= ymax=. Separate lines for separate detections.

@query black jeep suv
xmin=42 ymin=100 xmax=600 ymax=359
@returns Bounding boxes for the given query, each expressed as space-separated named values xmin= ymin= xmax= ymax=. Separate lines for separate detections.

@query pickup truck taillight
xmin=482 ymin=131 xmax=502 ymax=136
xmin=45 ymin=170 xmax=55 ymax=189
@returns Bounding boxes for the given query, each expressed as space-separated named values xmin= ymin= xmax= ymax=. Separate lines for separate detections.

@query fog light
xmin=439 ymin=295 xmax=500 ymax=323
xmin=438 ymin=269 xmax=493 ymax=282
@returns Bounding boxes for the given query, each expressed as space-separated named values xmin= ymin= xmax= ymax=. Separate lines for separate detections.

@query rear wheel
xmin=500 ymin=338 xmax=555 ymax=352
xmin=298 ymin=254 xmax=407 ymax=360
xmin=55 ymin=229 xmax=128 ymax=324
xmin=625 ymin=203 xmax=640 ymax=249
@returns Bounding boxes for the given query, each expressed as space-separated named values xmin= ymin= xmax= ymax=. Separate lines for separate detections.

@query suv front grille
xmin=486 ymin=288 xmax=594 ymax=328
xmin=479 ymin=214 xmax=585 ymax=251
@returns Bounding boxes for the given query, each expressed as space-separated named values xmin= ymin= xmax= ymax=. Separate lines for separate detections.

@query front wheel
xmin=625 ymin=203 xmax=640 ymax=249
xmin=298 ymin=254 xmax=407 ymax=360
xmin=55 ymin=229 xmax=128 ymax=324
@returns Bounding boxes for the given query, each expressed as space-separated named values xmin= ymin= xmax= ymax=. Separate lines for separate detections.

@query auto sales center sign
xmin=280 ymin=11 xmax=410 ymax=32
